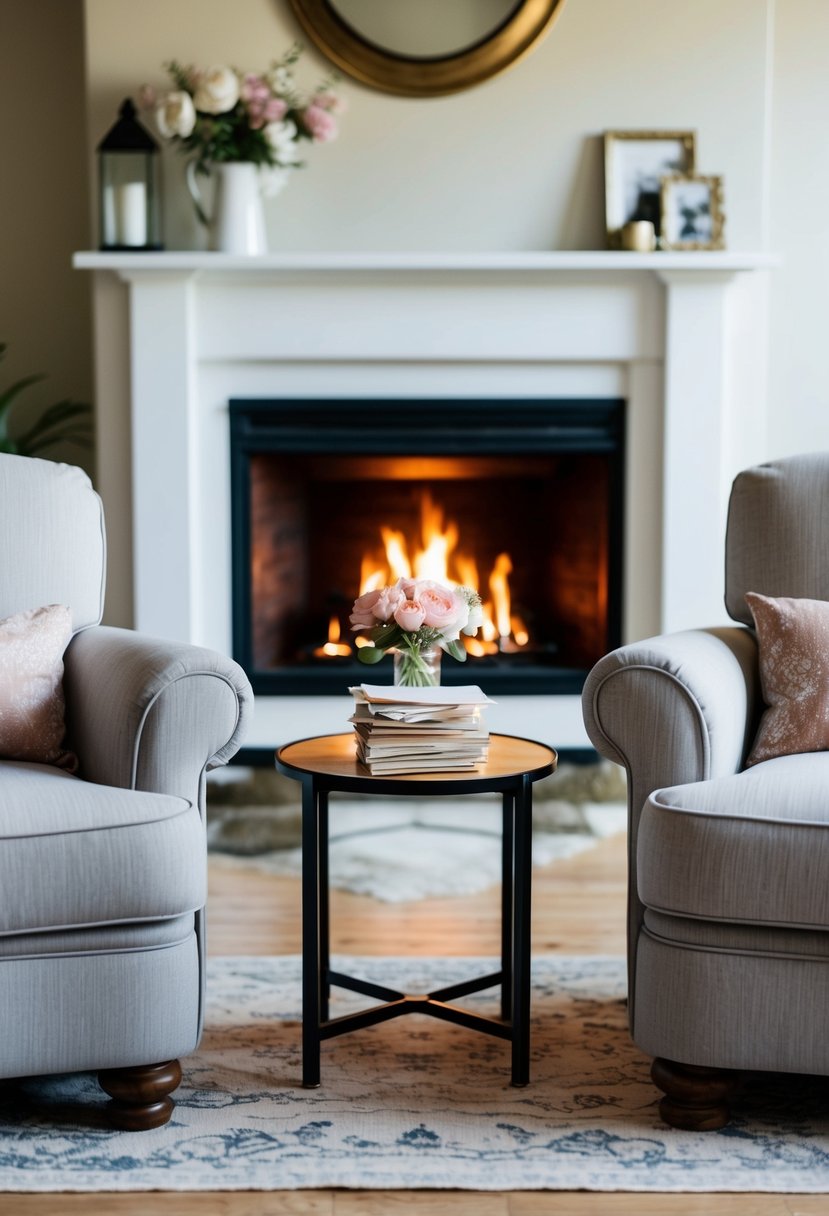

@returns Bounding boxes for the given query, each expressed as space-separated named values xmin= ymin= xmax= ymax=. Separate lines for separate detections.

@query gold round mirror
xmin=287 ymin=0 xmax=567 ymax=97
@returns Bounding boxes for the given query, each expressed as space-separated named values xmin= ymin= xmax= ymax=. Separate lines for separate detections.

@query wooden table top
xmin=275 ymin=732 xmax=556 ymax=789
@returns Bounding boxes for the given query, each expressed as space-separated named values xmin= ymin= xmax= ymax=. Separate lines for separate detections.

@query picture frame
xmin=659 ymin=173 xmax=725 ymax=250
xmin=603 ymin=130 xmax=696 ymax=248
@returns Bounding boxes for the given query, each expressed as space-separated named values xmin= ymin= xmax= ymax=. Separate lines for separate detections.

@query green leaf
xmin=443 ymin=639 xmax=467 ymax=662
xmin=356 ymin=647 xmax=387 ymax=665
xmin=0 ymin=373 xmax=45 ymax=417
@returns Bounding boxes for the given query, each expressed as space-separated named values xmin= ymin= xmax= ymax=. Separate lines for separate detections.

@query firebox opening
xmin=230 ymin=399 xmax=624 ymax=696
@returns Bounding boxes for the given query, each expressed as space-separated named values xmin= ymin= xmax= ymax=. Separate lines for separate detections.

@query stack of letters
xmin=349 ymin=684 xmax=493 ymax=776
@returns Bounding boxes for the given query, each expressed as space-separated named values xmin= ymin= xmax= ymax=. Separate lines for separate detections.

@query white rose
xmin=193 ymin=65 xmax=240 ymax=114
xmin=264 ymin=119 xmax=300 ymax=164
xmin=267 ymin=66 xmax=292 ymax=94
xmin=156 ymin=90 xmax=196 ymax=139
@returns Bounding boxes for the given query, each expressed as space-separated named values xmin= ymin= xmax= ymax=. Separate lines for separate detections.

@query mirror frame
xmin=287 ymin=0 xmax=567 ymax=97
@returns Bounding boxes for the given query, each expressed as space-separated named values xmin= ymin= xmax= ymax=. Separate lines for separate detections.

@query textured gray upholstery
xmin=0 ymin=454 xmax=105 ymax=631
xmin=0 ymin=454 xmax=253 ymax=1101
xmin=583 ymin=451 xmax=829 ymax=1088
xmin=725 ymin=453 xmax=829 ymax=625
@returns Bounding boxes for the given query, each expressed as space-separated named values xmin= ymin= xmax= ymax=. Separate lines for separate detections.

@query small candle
xmin=115 ymin=182 xmax=147 ymax=247
xmin=621 ymin=220 xmax=656 ymax=252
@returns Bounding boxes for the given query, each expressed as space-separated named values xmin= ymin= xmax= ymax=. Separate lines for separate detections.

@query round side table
xmin=276 ymin=732 xmax=556 ymax=1089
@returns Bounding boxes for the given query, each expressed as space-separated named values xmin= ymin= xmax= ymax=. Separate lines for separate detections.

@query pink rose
xmin=372 ymin=584 xmax=406 ymax=622
xmin=415 ymin=581 xmax=470 ymax=641
xmin=241 ymin=74 xmax=270 ymax=104
xmin=350 ymin=589 xmax=382 ymax=630
xmin=264 ymin=96 xmax=287 ymax=122
xmin=394 ymin=599 xmax=426 ymax=633
xmin=301 ymin=103 xmax=338 ymax=142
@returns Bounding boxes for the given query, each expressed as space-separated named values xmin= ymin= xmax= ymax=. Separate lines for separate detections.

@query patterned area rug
xmin=3 ymin=955 xmax=829 ymax=1193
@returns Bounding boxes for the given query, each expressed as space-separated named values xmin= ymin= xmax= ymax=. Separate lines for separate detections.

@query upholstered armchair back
xmin=725 ymin=452 xmax=829 ymax=625
xmin=0 ymin=454 xmax=105 ymax=631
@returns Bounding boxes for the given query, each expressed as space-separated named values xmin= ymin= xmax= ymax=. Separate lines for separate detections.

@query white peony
xmin=193 ymin=65 xmax=240 ymax=114
xmin=156 ymin=90 xmax=196 ymax=139
xmin=264 ymin=119 xmax=300 ymax=164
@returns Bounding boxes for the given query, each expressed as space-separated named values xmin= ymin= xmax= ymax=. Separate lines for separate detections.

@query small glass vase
xmin=393 ymin=643 xmax=442 ymax=688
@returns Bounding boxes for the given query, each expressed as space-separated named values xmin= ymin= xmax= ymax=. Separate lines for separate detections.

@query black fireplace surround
xmin=230 ymin=398 xmax=624 ymax=697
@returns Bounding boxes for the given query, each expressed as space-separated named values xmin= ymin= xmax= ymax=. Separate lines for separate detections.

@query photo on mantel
xmin=603 ymin=129 xmax=696 ymax=248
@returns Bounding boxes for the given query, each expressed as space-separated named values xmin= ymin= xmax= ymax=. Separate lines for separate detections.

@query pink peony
xmin=394 ymin=599 xmax=426 ymax=633
xmin=416 ymin=581 xmax=470 ymax=641
xmin=301 ymin=103 xmax=338 ymax=142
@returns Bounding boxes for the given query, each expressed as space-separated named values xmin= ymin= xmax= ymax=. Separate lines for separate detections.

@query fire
xmin=313 ymin=615 xmax=352 ymax=658
xmin=354 ymin=491 xmax=529 ymax=657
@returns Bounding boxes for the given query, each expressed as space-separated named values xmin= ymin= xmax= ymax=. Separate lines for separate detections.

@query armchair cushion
xmin=638 ymin=752 xmax=829 ymax=929
xmin=745 ymin=591 xmax=829 ymax=766
xmin=0 ymin=604 xmax=75 ymax=770
xmin=0 ymin=760 xmax=205 ymax=936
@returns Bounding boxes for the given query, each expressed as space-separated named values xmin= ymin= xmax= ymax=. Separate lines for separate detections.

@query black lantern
xmin=97 ymin=98 xmax=163 ymax=251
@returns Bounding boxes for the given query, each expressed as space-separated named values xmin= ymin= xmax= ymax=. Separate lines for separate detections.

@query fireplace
xmin=230 ymin=398 xmax=624 ymax=696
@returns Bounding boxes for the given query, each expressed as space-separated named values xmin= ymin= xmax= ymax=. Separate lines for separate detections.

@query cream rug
xmin=3 ymin=955 xmax=829 ymax=1193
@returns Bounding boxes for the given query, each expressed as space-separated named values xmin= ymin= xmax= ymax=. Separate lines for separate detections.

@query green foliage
xmin=0 ymin=344 xmax=92 ymax=458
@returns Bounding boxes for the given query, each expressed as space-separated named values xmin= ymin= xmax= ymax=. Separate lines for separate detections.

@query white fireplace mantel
xmin=75 ymin=249 xmax=777 ymax=749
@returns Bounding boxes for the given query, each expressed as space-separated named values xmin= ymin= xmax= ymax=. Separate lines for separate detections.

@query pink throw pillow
xmin=745 ymin=591 xmax=829 ymax=767
xmin=0 ymin=604 xmax=77 ymax=770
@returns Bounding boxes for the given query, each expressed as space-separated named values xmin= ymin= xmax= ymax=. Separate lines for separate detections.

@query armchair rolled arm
xmin=582 ymin=625 xmax=760 ymax=824
xmin=63 ymin=626 xmax=253 ymax=803
xmin=582 ymin=626 xmax=761 ymax=971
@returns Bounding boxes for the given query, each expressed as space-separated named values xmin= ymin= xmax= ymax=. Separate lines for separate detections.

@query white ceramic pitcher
xmin=186 ymin=161 xmax=267 ymax=255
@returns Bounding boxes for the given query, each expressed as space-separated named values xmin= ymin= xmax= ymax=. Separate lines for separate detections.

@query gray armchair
xmin=583 ymin=453 xmax=829 ymax=1129
xmin=0 ymin=454 xmax=252 ymax=1128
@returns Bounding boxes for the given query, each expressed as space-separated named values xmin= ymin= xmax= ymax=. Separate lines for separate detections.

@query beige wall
xmin=768 ymin=0 xmax=829 ymax=457
xmin=75 ymin=0 xmax=827 ymax=623
xmin=85 ymin=0 xmax=770 ymax=253
xmin=0 ymin=0 xmax=93 ymax=477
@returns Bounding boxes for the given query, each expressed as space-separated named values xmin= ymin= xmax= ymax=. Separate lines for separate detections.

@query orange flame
xmin=344 ymin=490 xmax=529 ymax=661
xmin=313 ymin=615 xmax=352 ymax=658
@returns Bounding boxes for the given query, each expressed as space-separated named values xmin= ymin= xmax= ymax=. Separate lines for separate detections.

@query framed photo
xmin=660 ymin=173 xmax=725 ymax=250
xmin=603 ymin=130 xmax=696 ymax=247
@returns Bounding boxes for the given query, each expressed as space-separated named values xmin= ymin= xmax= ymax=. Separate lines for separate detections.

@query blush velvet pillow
xmin=746 ymin=591 xmax=829 ymax=767
xmin=0 ymin=604 xmax=77 ymax=770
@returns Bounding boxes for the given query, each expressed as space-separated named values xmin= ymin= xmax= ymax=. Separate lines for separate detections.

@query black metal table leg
xmin=319 ymin=790 xmax=330 ymax=1024
xmin=511 ymin=773 xmax=532 ymax=1087
xmin=501 ymin=792 xmax=514 ymax=1022
xmin=279 ymin=733 xmax=555 ymax=1091
xmin=301 ymin=776 xmax=322 ymax=1088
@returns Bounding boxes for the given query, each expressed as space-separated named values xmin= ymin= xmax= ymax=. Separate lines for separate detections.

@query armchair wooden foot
xmin=98 ymin=1059 xmax=182 ymax=1130
xmin=651 ymin=1057 xmax=740 ymax=1130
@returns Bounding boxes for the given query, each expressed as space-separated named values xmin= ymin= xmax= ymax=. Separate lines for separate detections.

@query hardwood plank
xmin=510 ymin=1195 xmax=791 ymax=1215
xmin=335 ymin=1192 xmax=509 ymax=1216
xmin=0 ymin=1195 xmax=334 ymax=1215
xmin=206 ymin=831 xmax=629 ymax=959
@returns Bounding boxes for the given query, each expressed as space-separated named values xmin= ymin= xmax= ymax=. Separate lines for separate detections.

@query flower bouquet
xmin=139 ymin=44 xmax=342 ymax=204
xmin=350 ymin=578 xmax=483 ymax=687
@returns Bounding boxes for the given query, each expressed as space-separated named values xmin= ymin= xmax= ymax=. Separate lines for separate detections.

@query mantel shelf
xmin=73 ymin=249 xmax=779 ymax=278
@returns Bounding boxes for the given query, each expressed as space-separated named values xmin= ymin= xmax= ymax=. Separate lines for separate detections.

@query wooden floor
xmin=8 ymin=830 xmax=822 ymax=1214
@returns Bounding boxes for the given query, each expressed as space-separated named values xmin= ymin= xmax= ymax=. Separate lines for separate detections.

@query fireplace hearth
xmin=230 ymin=398 xmax=624 ymax=696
